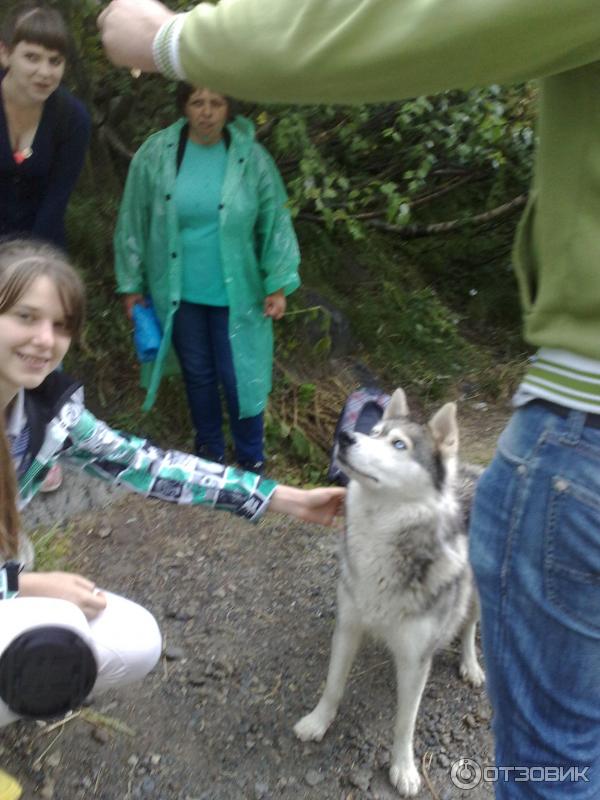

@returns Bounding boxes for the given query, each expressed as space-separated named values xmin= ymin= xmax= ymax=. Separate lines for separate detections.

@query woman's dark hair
xmin=1 ymin=3 xmax=69 ymax=56
xmin=175 ymin=82 xmax=238 ymax=120
xmin=0 ymin=238 xmax=85 ymax=340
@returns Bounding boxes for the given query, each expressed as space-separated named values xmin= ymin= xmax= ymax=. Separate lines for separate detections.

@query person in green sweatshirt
xmin=99 ymin=2 xmax=600 ymax=798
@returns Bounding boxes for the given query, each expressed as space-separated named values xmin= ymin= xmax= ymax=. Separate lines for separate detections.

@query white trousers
xmin=0 ymin=591 xmax=162 ymax=727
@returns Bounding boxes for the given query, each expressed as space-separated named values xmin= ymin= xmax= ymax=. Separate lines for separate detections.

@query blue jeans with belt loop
xmin=469 ymin=402 xmax=600 ymax=798
xmin=171 ymin=302 xmax=264 ymax=465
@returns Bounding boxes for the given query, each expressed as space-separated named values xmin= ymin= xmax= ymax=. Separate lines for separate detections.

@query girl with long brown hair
xmin=0 ymin=238 xmax=343 ymax=731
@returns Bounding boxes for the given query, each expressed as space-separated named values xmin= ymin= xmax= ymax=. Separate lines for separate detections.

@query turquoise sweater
xmin=175 ymin=138 xmax=228 ymax=305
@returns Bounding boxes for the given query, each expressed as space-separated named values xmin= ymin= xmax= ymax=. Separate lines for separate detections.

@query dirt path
xmin=5 ymin=402 xmax=509 ymax=800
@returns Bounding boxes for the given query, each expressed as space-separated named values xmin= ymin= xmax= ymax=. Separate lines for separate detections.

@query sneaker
xmin=0 ymin=626 xmax=97 ymax=719
xmin=39 ymin=463 xmax=63 ymax=493
xmin=237 ymin=460 xmax=265 ymax=475
xmin=0 ymin=770 xmax=22 ymax=800
xmin=195 ymin=446 xmax=225 ymax=465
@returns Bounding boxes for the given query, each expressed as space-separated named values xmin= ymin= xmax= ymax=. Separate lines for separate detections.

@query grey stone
xmin=305 ymin=769 xmax=325 ymax=787
xmin=254 ymin=781 xmax=270 ymax=799
xmin=164 ymin=646 xmax=185 ymax=661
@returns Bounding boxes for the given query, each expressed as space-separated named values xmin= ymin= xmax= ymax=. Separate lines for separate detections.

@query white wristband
xmin=152 ymin=13 xmax=187 ymax=81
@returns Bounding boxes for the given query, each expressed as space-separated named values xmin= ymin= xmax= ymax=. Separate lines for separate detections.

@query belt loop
xmin=563 ymin=409 xmax=586 ymax=444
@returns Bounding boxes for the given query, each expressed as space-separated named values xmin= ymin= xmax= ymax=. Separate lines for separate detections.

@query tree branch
xmin=367 ymin=193 xmax=528 ymax=238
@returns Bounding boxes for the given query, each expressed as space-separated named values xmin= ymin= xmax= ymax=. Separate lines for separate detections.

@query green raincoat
xmin=114 ymin=116 xmax=300 ymax=417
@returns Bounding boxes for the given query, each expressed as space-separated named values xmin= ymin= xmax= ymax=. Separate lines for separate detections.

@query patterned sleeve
xmin=63 ymin=410 xmax=277 ymax=522
xmin=0 ymin=562 xmax=21 ymax=600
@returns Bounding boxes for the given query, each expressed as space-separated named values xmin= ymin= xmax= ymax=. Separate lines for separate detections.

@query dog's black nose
xmin=338 ymin=430 xmax=356 ymax=449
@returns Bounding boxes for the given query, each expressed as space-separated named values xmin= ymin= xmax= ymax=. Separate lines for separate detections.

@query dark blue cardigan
xmin=0 ymin=74 xmax=91 ymax=249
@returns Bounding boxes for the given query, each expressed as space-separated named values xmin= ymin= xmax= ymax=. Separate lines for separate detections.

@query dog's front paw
xmin=389 ymin=761 xmax=421 ymax=797
xmin=293 ymin=709 xmax=333 ymax=742
xmin=460 ymin=659 xmax=485 ymax=687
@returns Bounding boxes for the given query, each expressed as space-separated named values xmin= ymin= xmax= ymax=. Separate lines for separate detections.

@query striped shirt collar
xmin=515 ymin=348 xmax=600 ymax=413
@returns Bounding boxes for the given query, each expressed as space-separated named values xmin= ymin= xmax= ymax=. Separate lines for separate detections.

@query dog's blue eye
xmin=393 ymin=440 xmax=407 ymax=450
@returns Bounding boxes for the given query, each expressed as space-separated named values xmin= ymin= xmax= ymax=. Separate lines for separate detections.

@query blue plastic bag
xmin=132 ymin=301 xmax=162 ymax=363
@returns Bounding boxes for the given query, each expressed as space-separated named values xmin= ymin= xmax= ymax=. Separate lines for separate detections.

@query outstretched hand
xmin=269 ymin=485 xmax=346 ymax=527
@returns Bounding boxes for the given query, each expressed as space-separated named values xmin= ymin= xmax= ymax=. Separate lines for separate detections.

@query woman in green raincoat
xmin=114 ymin=84 xmax=300 ymax=471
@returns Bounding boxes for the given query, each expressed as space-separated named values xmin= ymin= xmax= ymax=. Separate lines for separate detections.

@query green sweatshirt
xmin=155 ymin=0 xmax=600 ymax=409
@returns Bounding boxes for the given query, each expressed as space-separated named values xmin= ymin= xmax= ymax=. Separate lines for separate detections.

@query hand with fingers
xmin=98 ymin=0 xmax=174 ymax=72
xmin=263 ymin=289 xmax=286 ymax=320
xmin=269 ymin=486 xmax=346 ymax=527
xmin=19 ymin=572 xmax=108 ymax=620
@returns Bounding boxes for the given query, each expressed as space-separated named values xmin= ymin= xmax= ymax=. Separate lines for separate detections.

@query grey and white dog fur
xmin=294 ymin=388 xmax=484 ymax=797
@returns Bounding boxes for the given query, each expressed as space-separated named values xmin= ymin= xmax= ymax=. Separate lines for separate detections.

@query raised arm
xmin=99 ymin=0 xmax=600 ymax=103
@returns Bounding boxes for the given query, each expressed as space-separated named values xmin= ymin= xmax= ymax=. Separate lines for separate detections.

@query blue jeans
xmin=469 ymin=402 xmax=600 ymax=798
xmin=171 ymin=302 xmax=264 ymax=464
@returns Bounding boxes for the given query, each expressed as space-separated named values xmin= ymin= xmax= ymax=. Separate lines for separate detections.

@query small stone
xmin=188 ymin=670 xmax=206 ymax=687
xmin=176 ymin=606 xmax=196 ymax=621
xmin=164 ymin=646 xmax=185 ymax=661
xmin=305 ymin=769 xmax=324 ymax=787
xmin=349 ymin=767 xmax=372 ymax=791
xmin=463 ymin=713 xmax=478 ymax=729
xmin=91 ymin=727 xmax=111 ymax=744
xmin=46 ymin=750 xmax=61 ymax=768
xmin=97 ymin=526 xmax=112 ymax=539
xmin=254 ymin=781 xmax=269 ymax=799
xmin=150 ymin=753 xmax=161 ymax=766
xmin=140 ymin=776 xmax=156 ymax=795
xmin=128 ymin=755 xmax=139 ymax=767
xmin=437 ymin=753 xmax=451 ymax=768
xmin=213 ymin=587 xmax=227 ymax=599
xmin=40 ymin=780 xmax=55 ymax=799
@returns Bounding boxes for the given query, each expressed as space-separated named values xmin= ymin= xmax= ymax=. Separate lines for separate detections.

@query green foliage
xmin=265 ymin=86 xmax=535 ymax=235
xmin=30 ymin=523 xmax=74 ymax=571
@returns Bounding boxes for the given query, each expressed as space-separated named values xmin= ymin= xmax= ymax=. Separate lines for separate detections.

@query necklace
xmin=13 ymin=146 xmax=33 ymax=165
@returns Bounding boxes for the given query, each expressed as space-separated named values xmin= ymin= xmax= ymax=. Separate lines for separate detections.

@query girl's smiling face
xmin=0 ymin=275 xmax=71 ymax=408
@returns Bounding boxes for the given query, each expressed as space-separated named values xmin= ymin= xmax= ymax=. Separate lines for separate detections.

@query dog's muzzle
xmin=338 ymin=430 xmax=356 ymax=451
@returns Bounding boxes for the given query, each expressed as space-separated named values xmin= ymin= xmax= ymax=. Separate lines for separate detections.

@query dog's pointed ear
xmin=383 ymin=388 xmax=409 ymax=420
xmin=428 ymin=402 xmax=459 ymax=458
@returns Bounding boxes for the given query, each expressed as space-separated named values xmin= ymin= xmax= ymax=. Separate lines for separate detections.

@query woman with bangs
xmin=0 ymin=3 xmax=91 ymax=249
xmin=0 ymin=238 xmax=343 ymax=796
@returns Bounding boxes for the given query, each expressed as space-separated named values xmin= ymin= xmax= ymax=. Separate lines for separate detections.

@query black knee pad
xmin=0 ymin=626 xmax=98 ymax=719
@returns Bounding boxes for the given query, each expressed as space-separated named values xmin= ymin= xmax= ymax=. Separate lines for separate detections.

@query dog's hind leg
xmin=389 ymin=651 xmax=432 ymax=797
xmin=294 ymin=596 xmax=363 ymax=742
xmin=459 ymin=594 xmax=484 ymax=687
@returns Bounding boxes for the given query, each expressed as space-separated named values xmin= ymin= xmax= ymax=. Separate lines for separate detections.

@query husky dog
xmin=294 ymin=388 xmax=484 ymax=797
